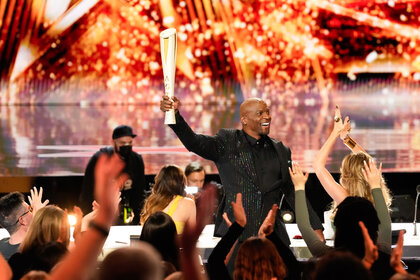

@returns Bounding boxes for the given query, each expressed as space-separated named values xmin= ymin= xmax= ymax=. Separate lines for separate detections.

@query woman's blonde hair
xmin=338 ymin=152 xmax=392 ymax=209
xmin=140 ymin=165 xmax=186 ymax=224
xmin=20 ymin=205 xmax=70 ymax=253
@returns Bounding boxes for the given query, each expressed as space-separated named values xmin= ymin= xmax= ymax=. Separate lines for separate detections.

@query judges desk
xmin=1 ymin=223 xmax=418 ymax=261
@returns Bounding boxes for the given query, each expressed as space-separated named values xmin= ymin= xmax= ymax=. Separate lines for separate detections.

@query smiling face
xmin=240 ymin=98 xmax=271 ymax=139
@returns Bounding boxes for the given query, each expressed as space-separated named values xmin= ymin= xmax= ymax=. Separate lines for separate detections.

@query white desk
xmin=1 ymin=223 xmax=418 ymax=259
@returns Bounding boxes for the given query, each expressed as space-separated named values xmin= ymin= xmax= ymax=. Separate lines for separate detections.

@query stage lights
xmin=281 ymin=210 xmax=295 ymax=223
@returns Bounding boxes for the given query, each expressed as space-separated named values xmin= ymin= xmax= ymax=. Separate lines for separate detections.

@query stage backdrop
xmin=0 ymin=0 xmax=419 ymax=176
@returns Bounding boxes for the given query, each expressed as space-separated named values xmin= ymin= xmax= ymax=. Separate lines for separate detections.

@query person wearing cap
xmin=78 ymin=125 xmax=146 ymax=225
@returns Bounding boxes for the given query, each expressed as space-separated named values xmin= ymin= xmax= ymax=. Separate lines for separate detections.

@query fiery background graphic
xmin=0 ymin=0 xmax=420 ymax=175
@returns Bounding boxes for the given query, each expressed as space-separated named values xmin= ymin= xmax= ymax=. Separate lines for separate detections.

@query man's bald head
xmin=239 ymin=98 xmax=264 ymax=118
xmin=240 ymin=98 xmax=271 ymax=139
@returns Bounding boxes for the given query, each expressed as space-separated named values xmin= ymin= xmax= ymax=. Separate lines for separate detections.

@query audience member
xmin=207 ymin=193 xmax=299 ymax=280
xmin=312 ymin=106 xmax=392 ymax=249
xmin=97 ymin=242 xmax=163 ymax=280
xmin=0 ymin=187 xmax=48 ymax=260
xmin=8 ymin=205 xmax=70 ymax=280
xmin=140 ymin=211 xmax=179 ymax=270
xmin=46 ymin=154 xmax=214 ymax=280
xmin=141 ymin=165 xmax=195 ymax=234
xmin=48 ymin=153 xmax=128 ymax=280
xmin=178 ymin=185 xmax=217 ymax=280
xmin=79 ymin=125 xmax=146 ymax=224
xmin=185 ymin=162 xmax=205 ymax=189
xmin=234 ymin=237 xmax=287 ymax=280
xmin=312 ymin=251 xmax=373 ymax=280
xmin=290 ymin=162 xmax=394 ymax=279
xmin=21 ymin=270 xmax=50 ymax=280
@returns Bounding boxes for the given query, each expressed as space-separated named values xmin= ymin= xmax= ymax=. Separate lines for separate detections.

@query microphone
xmin=414 ymin=185 xmax=420 ymax=236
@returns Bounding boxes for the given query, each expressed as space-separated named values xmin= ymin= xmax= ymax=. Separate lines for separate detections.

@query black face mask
xmin=118 ymin=145 xmax=132 ymax=159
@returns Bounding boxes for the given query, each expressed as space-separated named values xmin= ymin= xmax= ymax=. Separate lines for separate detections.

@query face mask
xmin=118 ymin=145 xmax=132 ymax=159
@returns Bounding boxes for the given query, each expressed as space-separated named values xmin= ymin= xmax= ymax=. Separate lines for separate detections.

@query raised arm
xmin=207 ymin=193 xmax=246 ymax=280
xmin=179 ymin=186 xmax=217 ymax=280
xmin=160 ymin=95 xmax=224 ymax=161
xmin=0 ymin=254 xmax=11 ymax=280
xmin=50 ymin=153 xmax=127 ymax=280
xmin=290 ymin=163 xmax=331 ymax=257
xmin=312 ymin=105 xmax=350 ymax=205
xmin=362 ymin=159 xmax=392 ymax=252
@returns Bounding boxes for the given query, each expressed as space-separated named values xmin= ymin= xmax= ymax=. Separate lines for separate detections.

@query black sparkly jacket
xmin=170 ymin=112 xmax=322 ymax=245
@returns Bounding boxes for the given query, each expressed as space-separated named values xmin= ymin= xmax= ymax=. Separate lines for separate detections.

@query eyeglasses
xmin=15 ymin=206 xmax=33 ymax=224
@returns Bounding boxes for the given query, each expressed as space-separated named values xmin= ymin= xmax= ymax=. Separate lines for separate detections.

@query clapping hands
xmin=222 ymin=193 xmax=247 ymax=228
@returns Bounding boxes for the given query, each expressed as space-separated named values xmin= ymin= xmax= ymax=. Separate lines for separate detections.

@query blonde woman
xmin=312 ymin=106 xmax=392 ymax=250
xmin=9 ymin=205 xmax=70 ymax=280
xmin=141 ymin=165 xmax=196 ymax=233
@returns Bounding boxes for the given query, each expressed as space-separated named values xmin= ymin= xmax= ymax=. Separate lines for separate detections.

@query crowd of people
xmin=0 ymin=97 xmax=419 ymax=280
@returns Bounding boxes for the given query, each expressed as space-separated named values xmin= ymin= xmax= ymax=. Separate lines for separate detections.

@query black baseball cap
xmin=112 ymin=125 xmax=137 ymax=139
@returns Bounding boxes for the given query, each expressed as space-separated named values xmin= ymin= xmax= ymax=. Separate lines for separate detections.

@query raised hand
xmin=333 ymin=105 xmax=351 ymax=140
xmin=359 ymin=221 xmax=378 ymax=269
xmin=94 ymin=153 xmax=127 ymax=227
xmin=390 ymin=230 xmax=407 ymax=274
xmin=72 ymin=206 xmax=84 ymax=244
xmin=223 ymin=193 xmax=246 ymax=228
xmin=180 ymin=186 xmax=217 ymax=253
xmin=289 ymin=162 xmax=309 ymax=191
xmin=258 ymin=204 xmax=279 ymax=237
xmin=160 ymin=95 xmax=180 ymax=113
xmin=28 ymin=186 xmax=49 ymax=214
xmin=361 ymin=158 xmax=382 ymax=190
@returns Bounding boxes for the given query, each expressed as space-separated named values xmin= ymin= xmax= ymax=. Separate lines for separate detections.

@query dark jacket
xmin=169 ymin=112 xmax=322 ymax=244
xmin=79 ymin=147 xmax=146 ymax=224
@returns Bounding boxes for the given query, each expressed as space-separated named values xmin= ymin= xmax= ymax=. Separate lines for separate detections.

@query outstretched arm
xmin=50 ymin=153 xmax=127 ymax=280
xmin=390 ymin=230 xmax=407 ymax=275
xmin=312 ymin=105 xmax=350 ymax=205
xmin=0 ymin=254 xmax=11 ymax=280
xmin=362 ymin=159 xmax=392 ymax=252
xmin=290 ymin=163 xmax=331 ymax=257
xmin=179 ymin=186 xmax=217 ymax=280
xmin=207 ymin=193 xmax=246 ymax=280
xmin=160 ymin=95 xmax=224 ymax=161
xmin=359 ymin=221 xmax=379 ymax=270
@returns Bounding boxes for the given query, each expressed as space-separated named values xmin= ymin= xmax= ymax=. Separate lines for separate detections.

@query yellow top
xmin=165 ymin=195 xmax=184 ymax=234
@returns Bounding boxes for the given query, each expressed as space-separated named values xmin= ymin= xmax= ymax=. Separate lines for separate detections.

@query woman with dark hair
xmin=234 ymin=237 xmax=287 ymax=280
xmin=141 ymin=165 xmax=195 ymax=234
xmin=207 ymin=194 xmax=298 ymax=280
xmin=313 ymin=251 xmax=373 ymax=280
xmin=139 ymin=211 xmax=179 ymax=270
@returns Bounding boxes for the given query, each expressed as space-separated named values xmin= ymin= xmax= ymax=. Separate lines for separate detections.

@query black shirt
xmin=244 ymin=133 xmax=282 ymax=194
xmin=79 ymin=147 xmax=146 ymax=224
xmin=0 ymin=238 xmax=19 ymax=260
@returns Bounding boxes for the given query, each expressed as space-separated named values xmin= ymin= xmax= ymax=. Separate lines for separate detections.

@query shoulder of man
xmin=216 ymin=128 xmax=241 ymax=138
xmin=0 ymin=237 xmax=10 ymax=246
xmin=131 ymin=151 xmax=144 ymax=162
xmin=270 ymin=137 xmax=290 ymax=149
xmin=97 ymin=146 xmax=114 ymax=156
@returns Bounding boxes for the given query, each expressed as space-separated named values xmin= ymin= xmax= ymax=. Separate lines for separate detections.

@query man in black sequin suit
xmin=160 ymin=96 xmax=324 ymax=245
